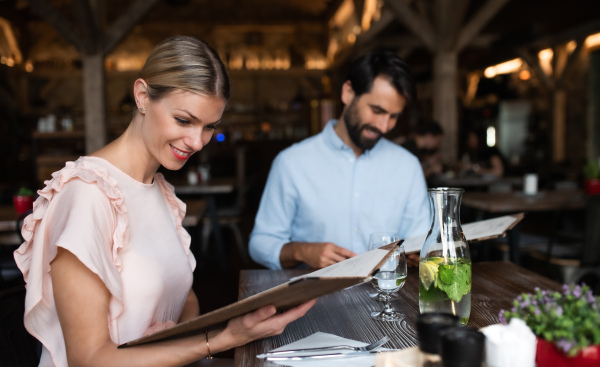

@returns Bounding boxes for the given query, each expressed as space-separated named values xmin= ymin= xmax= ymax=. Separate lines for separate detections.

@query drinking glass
xmin=368 ymin=232 xmax=401 ymax=301
xmin=369 ymin=243 xmax=407 ymax=321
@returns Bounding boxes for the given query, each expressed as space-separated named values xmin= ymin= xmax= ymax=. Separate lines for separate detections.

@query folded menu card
xmin=119 ymin=242 xmax=401 ymax=348
xmin=402 ymin=213 xmax=524 ymax=253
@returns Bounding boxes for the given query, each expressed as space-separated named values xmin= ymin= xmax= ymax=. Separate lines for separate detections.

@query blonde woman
xmin=15 ymin=36 xmax=315 ymax=367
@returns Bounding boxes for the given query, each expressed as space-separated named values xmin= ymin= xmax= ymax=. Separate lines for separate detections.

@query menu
xmin=119 ymin=242 xmax=401 ymax=348
xmin=402 ymin=213 xmax=523 ymax=253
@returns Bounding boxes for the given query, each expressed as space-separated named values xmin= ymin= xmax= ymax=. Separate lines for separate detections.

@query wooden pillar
xmin=553 ymin=89 xmax=567 ymax=162
xmin=433 ymin=51 xmax=459 ymax=161
xmin=82 ymin=54 xmax=106 ymax=153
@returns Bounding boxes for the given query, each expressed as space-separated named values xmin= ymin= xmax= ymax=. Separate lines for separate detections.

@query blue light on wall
xmin=216 ymin=133 xmax=225 ymax=142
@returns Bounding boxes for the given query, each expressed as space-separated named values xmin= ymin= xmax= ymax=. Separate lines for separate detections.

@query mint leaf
xmin=438 ymin=265 xmax=455 ymax=284
xmin=436 ymin=262 xmax=471 ymax=303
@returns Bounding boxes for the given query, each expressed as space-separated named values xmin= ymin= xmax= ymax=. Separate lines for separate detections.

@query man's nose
xmin=374 ymin=114 xmax=394 ymax=134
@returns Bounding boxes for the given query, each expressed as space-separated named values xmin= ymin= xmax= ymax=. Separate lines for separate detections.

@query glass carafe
xmin=419 ymin=188 xmax=471 ymax=325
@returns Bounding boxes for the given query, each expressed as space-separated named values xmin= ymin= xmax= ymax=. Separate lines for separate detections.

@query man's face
xmin=343 ymin=76 xmax=407 ymax=151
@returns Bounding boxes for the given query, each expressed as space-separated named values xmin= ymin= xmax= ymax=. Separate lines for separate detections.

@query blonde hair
xmin=139 ymin=36 xmax=230 ymax=102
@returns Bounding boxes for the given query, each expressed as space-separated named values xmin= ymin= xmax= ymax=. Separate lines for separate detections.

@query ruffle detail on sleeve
xmin=154 ymin=174 xmax=196 ymax=271
xmin=15 ymin=158 xmax=129 ymax=279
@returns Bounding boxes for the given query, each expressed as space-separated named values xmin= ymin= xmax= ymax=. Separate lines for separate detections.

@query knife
xmin=259 ymin=349 xmax=394 ymax=361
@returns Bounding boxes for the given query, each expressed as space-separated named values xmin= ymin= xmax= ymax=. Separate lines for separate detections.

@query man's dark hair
xmin=416 ymin=121 xmax=443 ymax=136
xmin=345 ymin=50 xmax=416 ymax=103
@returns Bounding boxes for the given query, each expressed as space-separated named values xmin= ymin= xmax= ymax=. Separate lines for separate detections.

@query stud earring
xmin=139 ymin=107 xmax=145 ymax=113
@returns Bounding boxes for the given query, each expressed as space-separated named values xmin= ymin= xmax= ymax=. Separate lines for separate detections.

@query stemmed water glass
xmin=369 ymin=242 xmax=407 ymax=321
xmin=368 ymin=232 xmax=401 ymax=301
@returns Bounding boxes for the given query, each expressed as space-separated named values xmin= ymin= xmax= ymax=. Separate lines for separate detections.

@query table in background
xmin=175 ymin=178 xmax=236 ymax=269
xmin=234 ymin=263 xmax=561 ymax=367
xmin=0 ymin=206 xmax=20 ymax=246
xmin=462 ymin=189 xmax=586 ymax=264
xmin=431 ymin=176 xmax=523 ymax=191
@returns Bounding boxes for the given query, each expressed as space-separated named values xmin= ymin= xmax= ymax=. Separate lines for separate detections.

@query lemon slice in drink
xmin=419 ymin=262 xmax=438 ymax=290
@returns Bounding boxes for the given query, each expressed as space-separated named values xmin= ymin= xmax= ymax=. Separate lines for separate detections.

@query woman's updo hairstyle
xmin=139 ymin=36 xmax=230 ymax=102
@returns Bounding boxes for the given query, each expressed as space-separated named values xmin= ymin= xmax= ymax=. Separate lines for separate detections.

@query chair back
xmin=0 ymin=285 xmax=41 ymax=367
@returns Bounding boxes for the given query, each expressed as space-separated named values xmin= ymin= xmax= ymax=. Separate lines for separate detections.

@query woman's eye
xmin=175 ymin=117 xmax=190 ymax=124
xmin=205 ymin=125 xmax=217 ymax=130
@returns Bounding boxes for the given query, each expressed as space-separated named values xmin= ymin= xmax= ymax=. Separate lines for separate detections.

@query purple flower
xmin=511 ymin=307 xmax=518 ymax=313
xmin=498 ymin=311 xmax=507 ymax=324
xmin=556 ymin=339 xmax=573 ymax=354
xmin=586 ymin=291 xmax=595 ymax=304
xmin=556 ymin=306 xmax=563 ymax=316
xmin=521 ymin=299 xmax=531 ymax=308
xmin=573 ymin=285 xmax=582 ymax=298
xmin=533 ymin=300 xmax=538 ymax=306
xmin=534 ymin=308 xmax=541 ymax=316
xmin=562 ymin=284 xmax=570 ymax=293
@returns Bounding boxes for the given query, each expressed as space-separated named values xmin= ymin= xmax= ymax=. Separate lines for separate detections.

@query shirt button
xmin=348 ymin=158 xmax=354 ymax=163
xmin=353 ymin=192 xmax=359 ymax=197
xmin=353 ymin=227 xmax=358 ymax=232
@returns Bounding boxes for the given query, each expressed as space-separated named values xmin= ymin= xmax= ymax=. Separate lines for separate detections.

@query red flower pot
xmin=536 ymin=338 xmax=600 ymax=367
xmin=13 ymin=195 xmax=34 ymax=215
xmin=585 ymin=178 xmax=600 ymax=196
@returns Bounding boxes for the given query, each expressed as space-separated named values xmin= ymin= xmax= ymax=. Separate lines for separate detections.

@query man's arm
xmin=280 ymin=242 xmax=357 ymax=269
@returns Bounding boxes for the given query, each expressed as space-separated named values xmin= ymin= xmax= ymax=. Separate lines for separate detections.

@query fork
xmin=257 ymin=336 xmax=390 ymax=357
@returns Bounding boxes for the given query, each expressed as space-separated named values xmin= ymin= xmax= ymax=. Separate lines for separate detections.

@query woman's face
xmin=141 ymin=89 xmax=226 ymax=171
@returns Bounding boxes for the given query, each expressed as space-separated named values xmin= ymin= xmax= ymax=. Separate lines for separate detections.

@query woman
xmin=14 ymin=36 xmax=316 ymax=367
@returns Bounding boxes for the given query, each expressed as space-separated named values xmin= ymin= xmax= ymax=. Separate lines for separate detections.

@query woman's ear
xmin=341 ymin=80 xmax=355 ymax=106
xmin=133 ymin=78 xmax=149 ymax=113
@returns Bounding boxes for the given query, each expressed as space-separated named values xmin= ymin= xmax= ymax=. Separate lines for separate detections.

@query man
xmin=402 ymin=121 xmax=444 ymax=180
xmin=249 ymin=51 xmax=430 ymax=270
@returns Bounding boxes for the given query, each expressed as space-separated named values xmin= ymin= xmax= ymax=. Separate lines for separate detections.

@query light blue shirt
xmin=249 ymin=120 xmax=431 ymax=269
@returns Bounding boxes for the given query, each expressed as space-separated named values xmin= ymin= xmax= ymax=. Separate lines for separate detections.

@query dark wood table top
xmin=462 ymin=190 xmax=586 ymax=213
xmin=234 ymin=262 xmax=561 ymax=367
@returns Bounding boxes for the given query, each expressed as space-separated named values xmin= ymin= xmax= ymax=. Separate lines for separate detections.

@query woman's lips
xmin=170 ymin=144 xmax=192 ymax=161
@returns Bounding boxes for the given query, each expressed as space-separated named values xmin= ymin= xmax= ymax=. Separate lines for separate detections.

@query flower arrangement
xmin=499 ymin=284 xmax=600 ymax=357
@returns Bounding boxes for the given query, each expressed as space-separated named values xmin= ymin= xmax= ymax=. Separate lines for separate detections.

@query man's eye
xmin=175 ymin=117 xmax=190 ymax=124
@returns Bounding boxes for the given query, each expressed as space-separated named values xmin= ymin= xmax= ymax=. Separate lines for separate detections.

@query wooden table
xmin=0 ymin=206 xmax=21 ymax=246
xmin=234 ymin=263 xmax=561 ymax=366
xmin=462 ymin=190 xmax=586 ymax=264
xmin=432 ymin=176 xmax=523 ymax=190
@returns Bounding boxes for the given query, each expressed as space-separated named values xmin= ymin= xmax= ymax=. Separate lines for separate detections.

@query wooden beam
xmin=25 ymin=0 xmax=84 ymax=52
xmin=353 ymin=0 xmax=365 ymax=25
xmin=455 ymin=0 xmax=510 ymax=51
xmin=557 ymin=38 xmax=586 ymax=88
xmin=383 ymin=0 xmax=436 ymax=52
xmin=71 ymin=0 xmax=100 ymax=54
xmin=553 ymin=89 xmax=567 ymax=162
xmin=517 ymin=47 xmax=554 ymax=91
xmin=433 ymin=51 xmax=459 ymax=160
xmin=439 ymin=0 xmax=471 ymax=51
xmin=102 ymin=0 xmax=161 ymax=55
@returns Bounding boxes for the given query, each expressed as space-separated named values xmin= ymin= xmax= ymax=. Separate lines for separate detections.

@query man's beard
xmin=343 ymin=100 xmax=383 ymax=151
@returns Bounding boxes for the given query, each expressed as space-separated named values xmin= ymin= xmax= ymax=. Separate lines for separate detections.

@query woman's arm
xmin=178 ymin=290 xmax=200 ymax=323
xmin=51 ymin=247 xmax=316 ymax=367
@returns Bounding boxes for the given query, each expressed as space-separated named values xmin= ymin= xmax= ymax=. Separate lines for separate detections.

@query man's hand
xmin=280 ymin=242 xmax=357 ymax=269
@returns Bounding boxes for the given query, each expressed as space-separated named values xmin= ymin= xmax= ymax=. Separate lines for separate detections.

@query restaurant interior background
xmin=1 ymin=0 xmax=600 ymax=321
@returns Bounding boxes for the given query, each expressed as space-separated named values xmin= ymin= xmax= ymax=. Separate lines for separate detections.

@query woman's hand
xmin=211 ymin=299 xmax=317 ymax=352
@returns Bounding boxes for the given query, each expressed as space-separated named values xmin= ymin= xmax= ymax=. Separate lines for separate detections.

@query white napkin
xmin=258 ymin=332 xmax=386 ymax=367
xmin=481 ymin=318 xmax=537 ymax=367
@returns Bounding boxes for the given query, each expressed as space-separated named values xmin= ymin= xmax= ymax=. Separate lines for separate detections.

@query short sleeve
xmin=13 ymin=159 xmax=129 ymax=367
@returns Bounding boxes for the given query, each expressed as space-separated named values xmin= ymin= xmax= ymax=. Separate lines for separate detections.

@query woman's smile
xmin=170 ymin=144 xmax=193 ymax=161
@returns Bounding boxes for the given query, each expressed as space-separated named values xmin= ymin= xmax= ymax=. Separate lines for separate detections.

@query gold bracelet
xmin=205 ymin=331 xmax=213 ymax=359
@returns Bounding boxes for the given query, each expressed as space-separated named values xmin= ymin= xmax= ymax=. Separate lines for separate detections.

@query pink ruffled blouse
xmin=14 ymin=156 xmax=196 ymax=367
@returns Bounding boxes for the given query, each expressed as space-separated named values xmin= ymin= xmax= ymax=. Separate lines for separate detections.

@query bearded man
xmin=249 ymin=51 xmax=430 ymax=270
